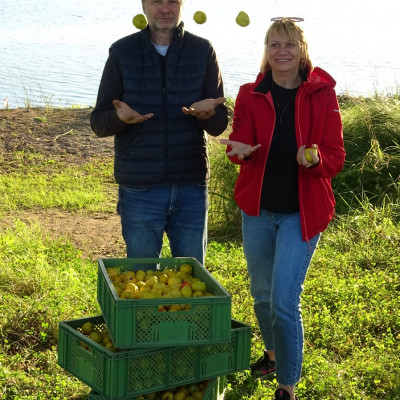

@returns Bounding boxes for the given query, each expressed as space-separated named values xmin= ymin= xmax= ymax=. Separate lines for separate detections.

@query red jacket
xmin=227 ymin=67 xmax=346 ymax=241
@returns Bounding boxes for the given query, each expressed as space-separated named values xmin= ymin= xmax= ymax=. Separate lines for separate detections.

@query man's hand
xmin=182 ymin=97 xmax=226 ymax=120
xmin=113 ymin=100 xmax=154 ymax=124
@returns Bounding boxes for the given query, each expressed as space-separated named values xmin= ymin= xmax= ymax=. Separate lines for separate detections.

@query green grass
xmin=1 ymin=95 xmax=400 ymax=399
xmin=0 ymin=152 xmax=116 ymax=214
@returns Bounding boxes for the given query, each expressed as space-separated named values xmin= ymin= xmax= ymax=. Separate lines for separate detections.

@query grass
xmin=0 ymin=94 xmax=400 ymax=399
xmin=0 ymin=153 xmax=116 ymax=214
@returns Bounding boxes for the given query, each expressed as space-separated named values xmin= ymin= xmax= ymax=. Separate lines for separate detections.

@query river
xmin=0 ymin=0 xmax=398 ymax=109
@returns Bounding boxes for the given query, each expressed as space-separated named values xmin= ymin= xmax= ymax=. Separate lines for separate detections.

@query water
xmin=1 ymin=0 xmax=399 ymax=109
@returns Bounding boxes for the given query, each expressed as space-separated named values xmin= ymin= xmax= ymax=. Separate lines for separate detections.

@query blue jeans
xmin=242 ymin=209 xmax=320 ymax=386
xmin=117 ymin=183 xmax=208 ymax=265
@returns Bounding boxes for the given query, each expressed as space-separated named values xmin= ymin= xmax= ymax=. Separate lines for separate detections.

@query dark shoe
xmin=274 ymin=388 xmax=299 ymax=400
xmin=250 ymin=350 xmax=276 ymax=379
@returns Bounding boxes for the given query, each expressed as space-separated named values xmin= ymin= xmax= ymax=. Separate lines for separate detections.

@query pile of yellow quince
xmin=78 ymin=321 xmax=118 ymax=352
xmin=134 ymin=380 xmax=210 ymax=400
xmin=106 ymin=264 xmax=213 ymax=301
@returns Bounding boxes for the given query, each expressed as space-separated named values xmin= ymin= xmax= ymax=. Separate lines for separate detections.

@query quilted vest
xmin=110 ymin=24 xmax=213 ymax=186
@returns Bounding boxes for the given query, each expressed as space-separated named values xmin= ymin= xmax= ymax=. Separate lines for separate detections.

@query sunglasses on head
xmin=270 ymin=17 xmax=304 ymax=22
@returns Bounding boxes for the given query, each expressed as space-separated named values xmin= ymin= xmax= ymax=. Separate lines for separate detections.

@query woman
xmin=221 ymin=18 xmax=345 ymax=400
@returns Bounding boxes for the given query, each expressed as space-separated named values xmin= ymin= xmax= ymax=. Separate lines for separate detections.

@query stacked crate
xmin=57 ymin=257 xmax=251 ymax=399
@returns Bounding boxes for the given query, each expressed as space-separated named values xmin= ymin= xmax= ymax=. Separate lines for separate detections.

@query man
xmin=90 ymin=0 xmax=228 ymax=264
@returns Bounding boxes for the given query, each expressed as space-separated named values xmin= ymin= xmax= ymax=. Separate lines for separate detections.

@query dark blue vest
xmin=111 ymin=25 xmax=213 ymax=186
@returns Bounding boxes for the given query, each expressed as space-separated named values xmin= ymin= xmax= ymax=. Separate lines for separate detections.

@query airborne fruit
xmin=132 ymin=14 xmax=148 ymax=30
xmin=193 ymin=11 xmax=207 ymax=24
xmin=236 ymin=11 xmax=250 ymax=27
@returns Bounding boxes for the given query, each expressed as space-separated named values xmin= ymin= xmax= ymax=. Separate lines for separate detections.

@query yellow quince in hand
xmin=305 ymin=147 xmax=318 ymax=162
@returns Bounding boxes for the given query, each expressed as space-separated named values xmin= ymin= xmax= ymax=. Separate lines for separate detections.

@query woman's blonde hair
xmin=260 ymin=18 xmax=312 ymax=73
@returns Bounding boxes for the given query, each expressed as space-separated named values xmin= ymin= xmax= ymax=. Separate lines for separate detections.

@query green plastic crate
xmin=57 ymin=315 xmax=249 ymax=399
xmin=88 ymin=376 xmax=225 ymax=400
xmin=97 ymin=258 xmax=232 ymax=348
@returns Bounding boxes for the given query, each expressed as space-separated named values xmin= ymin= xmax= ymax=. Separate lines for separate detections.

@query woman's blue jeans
xmin=117 ymin=183 xmax=208 ymax=265
xmin=242 ymin=209 xmax=320 ymax=386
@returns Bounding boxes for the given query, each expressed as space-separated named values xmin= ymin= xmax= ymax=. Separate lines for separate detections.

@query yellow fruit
xmin=188 ymin=384 xmax=199 ymax=393
xmin=89 ymin=331 xmax=103 ymax=343
xmin=105 ymin=341 xmax=118 ymax=352
xmin=192 ymin=280 xmax=207 ymax=292
xmin=170 ymin=289 xmax=182 ymax=298
xmin=102 ymin=335 xmax=111 ymax=345
xmin=142 ymin=292 xmax=156 ymax=299
xmin=173 ymin=391 xmax=186 ymax=400
xmin=125 ymin=282 xmax=139 ymax=293
xmin=181 ymin=285 xmax=193 ymax=298
xmin=106 ymin=267 xmax=120 ymax=278
xmin=132 ymin=14 xmax=148 ymax=30
xmin=123 ymin=276 xmax=137 ymax=284
xmin=139 ymin=284 xmax=152 ymax=293
xmin=120 ymin=289 xmax=135 ymax=299
xmin=236 ymin=11 xmax=250 ymax=27
xmin=161 ymin=391 xmax=174 ymax=400
xmin=146 ymin=276 xmax=158 ymax=287
xmin=193 ymin=11 xmax=207 ymax=24
xmin=151 ymin=288 xmax=164 ymax=298
xmin=114 ymin=286 xmax=123 ymax=296
xmin=135 ymin=270 xmax=146 ymax=281
xmin=113 ymin=281 xmax=126 ymax=290
xmin=176 ymin=271 xmax=188 ymax=281
xmin=163 ymin=268 xmax=176 ymax=277
xmin=305 ymin=147 xmax=318 ymax=162
xmin=81 ymin=321 xmax=94 ymax=335
xmin=136 ymin=280 xmax=145 ymax=288
xmin=193 ymin=290 xmax=204 ymax=297
xmin=177 ymin=386 xmax=189 ymax=396
xmin=168 ymin=276 xmax=182 ymax=289
xmin=159 ymin=273 xmax=169 ymax=283
xmin=110 ymin=275 xmax=122 ymax=283
xmin=121 ymin=270 xmax=135 ymax=279
xmin=101 ymin=327 xmax=110 ymax=337
xmin=180 ymin=263 xmax=193 ymax=275
xmin=169 ymin=304 xmax=182 ymax=312
xmin=192 ymin=392 xmax=203 ymax=400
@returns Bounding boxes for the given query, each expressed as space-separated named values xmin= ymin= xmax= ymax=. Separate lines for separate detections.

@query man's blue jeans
xmin=117 ymin=183 xmax=208 ymax=265
xmin=242 ymin=209 xmax=320 ymax=386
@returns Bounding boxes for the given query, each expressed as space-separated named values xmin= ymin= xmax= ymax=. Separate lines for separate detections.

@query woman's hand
xmin=113 ymin=100 xmax=154 ymax=124
xmin=182 ymin=97 xmax=226 ymax=120
xmin=297 ymin=144 xmax=319 ymax=168
xmin=220 ymin=139 xmax=261 ymax=160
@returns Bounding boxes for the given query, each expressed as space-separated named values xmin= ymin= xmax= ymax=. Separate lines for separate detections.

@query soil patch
xmin=0 ymin=107 xmax=125 ymax=259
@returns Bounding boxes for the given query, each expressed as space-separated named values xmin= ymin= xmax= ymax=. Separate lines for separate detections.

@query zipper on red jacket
xmin=295 ymin=84 xmax=310 ymax=242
